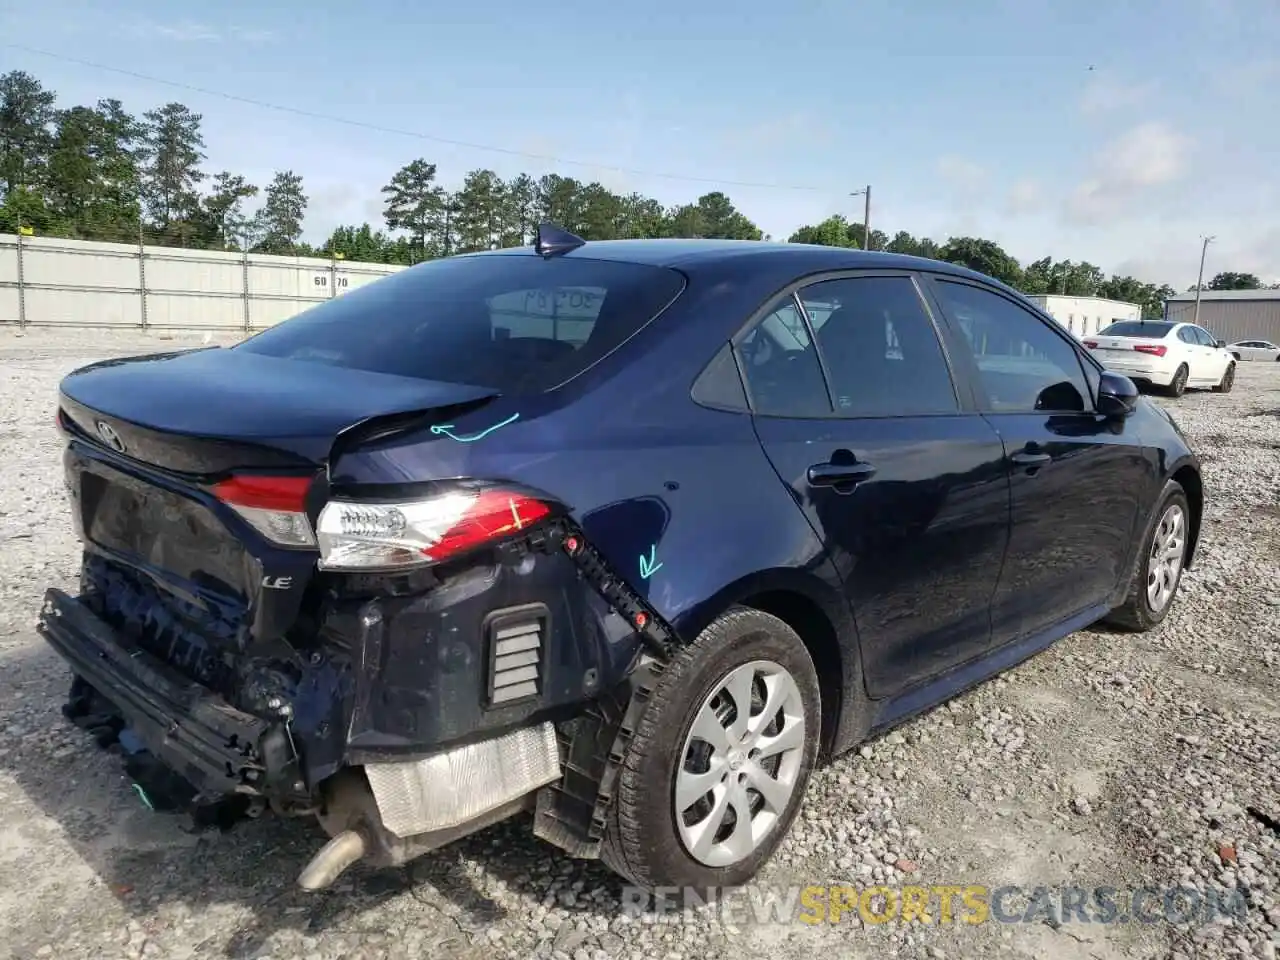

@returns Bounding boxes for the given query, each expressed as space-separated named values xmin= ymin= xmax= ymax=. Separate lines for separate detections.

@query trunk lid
xmin=58 ymin=346 xmax=499 ymax=471
xmin=1085 ymin=336 xmax=1167 ymax=356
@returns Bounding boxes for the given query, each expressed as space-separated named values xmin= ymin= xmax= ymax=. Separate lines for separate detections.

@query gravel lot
xmin=0 ymin=327 xmax=1276 ymax=960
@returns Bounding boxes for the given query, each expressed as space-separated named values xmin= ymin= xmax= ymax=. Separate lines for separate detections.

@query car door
xmin=1174 ymin=325 xmax=1209 ymax=383
xmin=921 ymin=275 xmax=1151 ymax=644
xmin=1194 ymin=326 xmax=1231 ymax=380
xmin=739 ymin=271 xmax=1010 ymax=699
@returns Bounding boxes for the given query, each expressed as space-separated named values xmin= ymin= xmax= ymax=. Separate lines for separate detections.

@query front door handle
xmin=807 ymin=461 xmax=876 ymax=487
xmin=1010 ymin=451 xmax=1051 ymax=466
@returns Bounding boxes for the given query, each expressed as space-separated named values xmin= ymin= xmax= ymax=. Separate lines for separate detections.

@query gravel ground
xmin=0 ymin=327 xmax=1276 ymax=960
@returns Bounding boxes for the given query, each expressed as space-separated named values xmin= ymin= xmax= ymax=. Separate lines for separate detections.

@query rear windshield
xmin=235 ymin=254 xmax=685 ymax=394
xmin=1099 ymin=320 xmax=1173 ymax=338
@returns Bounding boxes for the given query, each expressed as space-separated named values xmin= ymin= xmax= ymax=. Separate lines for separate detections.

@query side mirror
xmin=1097 ymin=371 xmax=1140 ymax=418
xmin=1216 ymin=339 xmax=1227 ymax=348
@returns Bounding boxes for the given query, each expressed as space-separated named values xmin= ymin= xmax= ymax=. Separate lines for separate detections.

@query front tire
xmin=1105 ymin=481 xmax=1190 ymax=632
xmin=600 ymin=607 xmax=820 ymax=892
xmin=1212 ymin=362 xmax=1235 ymax=393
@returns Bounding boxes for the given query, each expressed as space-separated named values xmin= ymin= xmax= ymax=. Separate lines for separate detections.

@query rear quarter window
xmin=235 ymin=254 xmax=685 ymax=394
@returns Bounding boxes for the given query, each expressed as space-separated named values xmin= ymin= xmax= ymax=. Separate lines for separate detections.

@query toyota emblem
xmin=95 ymin=420 xmax=126 ymax=453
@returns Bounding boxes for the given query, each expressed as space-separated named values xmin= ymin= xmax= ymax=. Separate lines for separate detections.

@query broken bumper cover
xmin=36 ymin=587 xmax=297 ymax=799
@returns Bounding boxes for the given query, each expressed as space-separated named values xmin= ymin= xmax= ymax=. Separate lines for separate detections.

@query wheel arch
xmin=1169 ymin=459 xmax=1203 ymax=570
xmin=672 ymin=566 xmax=867 ymax=761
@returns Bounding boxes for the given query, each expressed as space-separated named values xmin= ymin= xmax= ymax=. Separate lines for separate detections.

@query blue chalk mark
xmin=429 ymin=412 xmax=521 ymax=443
xmin=639 ymin=544 xmax=663 ymax=580
xmin=131 ymin=782 xmax=155 ymax=811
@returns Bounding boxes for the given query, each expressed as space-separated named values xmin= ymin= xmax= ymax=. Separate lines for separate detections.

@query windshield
xmin=1099 ymin=321 xmax=1174 ymax=338
xmin=236 ymin=254 xmax=685 ymax=394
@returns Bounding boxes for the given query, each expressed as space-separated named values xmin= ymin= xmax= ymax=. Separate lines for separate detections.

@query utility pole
xmin=1193 ymin=235 xmax=1214 ymax=327
xmin=850 ymin=186 xmax=872 ymax=249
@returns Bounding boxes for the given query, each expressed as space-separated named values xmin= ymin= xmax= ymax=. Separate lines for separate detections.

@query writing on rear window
xmin=489 ymin=286 xmax=606 ymax=348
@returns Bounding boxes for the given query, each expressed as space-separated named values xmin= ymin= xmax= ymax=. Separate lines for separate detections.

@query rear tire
xmin=1164 ymin=364 xmax=1189 ymax=398
xmin=1212 ymin=362 xmax=1235 ymax=393
xmin=600 ymin=607 xmax=820 ymax=892
xmin=1105 ymin=481 xmax=1190 ymax=632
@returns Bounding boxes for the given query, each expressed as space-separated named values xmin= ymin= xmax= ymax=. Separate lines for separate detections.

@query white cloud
xmin=1005 ymin=178 xmax=1043 ymax=216
xmin=935 ymin=155 xmax=986 ymax=190
xmin=1078 ymin=71 xmax=1158 ymax=116
xmin=1065 ymin=121 xmax=1190 ymax=224
xmin=125 ymin=20 xmax=275 ymax=44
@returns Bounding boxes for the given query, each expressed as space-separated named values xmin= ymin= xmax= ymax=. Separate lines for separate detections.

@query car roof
xmin=471 ymin=238 xmax=1016 ymax=290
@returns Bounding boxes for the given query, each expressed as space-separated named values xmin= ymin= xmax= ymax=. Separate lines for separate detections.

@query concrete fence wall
xmin=0 ymin=232 xmax=406 ymax=331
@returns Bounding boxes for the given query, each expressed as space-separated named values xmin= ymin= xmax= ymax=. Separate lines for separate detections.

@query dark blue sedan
xmin=40 ymin=224 xmax=1202 ymax=894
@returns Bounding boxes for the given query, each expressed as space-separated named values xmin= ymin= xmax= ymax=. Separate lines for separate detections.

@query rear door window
xmin=236 ymin=255 xmax=685 ymax=394
xmin=798 ymin=276 xmax=959 ymax=417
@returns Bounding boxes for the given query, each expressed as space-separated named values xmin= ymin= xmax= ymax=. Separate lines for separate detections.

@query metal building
xmin=1164 ymin=289 xmax=1280 ymax=344
xmin=1022 ymin=294 xmax=1141 ymax=338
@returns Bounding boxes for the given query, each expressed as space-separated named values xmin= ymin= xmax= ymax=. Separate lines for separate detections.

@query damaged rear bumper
xmin=37 ymin=587 xmax=302 ymax=802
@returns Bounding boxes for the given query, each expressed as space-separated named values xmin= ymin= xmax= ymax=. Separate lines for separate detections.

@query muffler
xmin=295 ymin=767 xmax=538 ymax=890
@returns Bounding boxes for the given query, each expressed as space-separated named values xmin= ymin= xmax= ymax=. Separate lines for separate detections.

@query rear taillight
xmin=1134 ymin=344 xmax=1167 ymax=357
xmin=214 ymin=475 xmax=316 ymax=547
xmin=1082 ymin=340 xmax=1098 ymax=349
xmin=315 ymin=488 xmax=552 ymax=572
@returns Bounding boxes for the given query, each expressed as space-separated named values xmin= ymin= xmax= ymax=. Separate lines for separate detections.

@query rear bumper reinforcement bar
xmin=37 ymin=588 xmax=298 ymax=799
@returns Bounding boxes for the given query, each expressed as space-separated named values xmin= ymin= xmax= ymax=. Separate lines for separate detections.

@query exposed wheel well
xmin=1172 ymin=465 xmax=1203 ymax=568
xmin=739 ymin=589 xmax=843 ymax=759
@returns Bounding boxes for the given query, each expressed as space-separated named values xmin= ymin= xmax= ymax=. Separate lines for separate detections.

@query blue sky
xmin=3 ymin=0 xmax=1278 ymax=287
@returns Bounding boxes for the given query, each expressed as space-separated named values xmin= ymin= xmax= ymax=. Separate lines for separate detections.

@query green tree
xmin=89 ymin=98 xmax=146 ymax=240
xmin=788 ymin=214 xmax=853 ymax=247
xmin=44 ymin=106 xmax=99 ymax=233
xmin=453 ymin=168 xmax=507 ymax=252
xmin=502 ymin=173 xmax=539 ymax=246
xmin=618 ymin=193 xmax=667 ymax=239
xmin=537 ymin=174 xmax=587 ymax=234
xmin=382 ymin=158 xmax=451 ymax=259
xmin=845 ymin=222 xmax=889 ymax=251
xmin=1208 ymin=271 xmax=1261 ymax=290
xmin=141 ymin=102 xmax=206 ymax=242
xmin=695 ymin=191 xmax=763 ymax=240
xmin=579 ymin=182 xmax=625 ymax=240
xmin=253 ymin=169 xmax=307 ymax=254
xmin=666 ymin=202 xmax=706 ymax=238
xmin=321 ymin=223 xmax=395 ymax=263
xmin=0 ymin=70 xmax=57 ymax=200
xmin=939 ymin=237 xmax=1023 ymax=287
xmin=200 ymin=172 xmax=259 ymax=249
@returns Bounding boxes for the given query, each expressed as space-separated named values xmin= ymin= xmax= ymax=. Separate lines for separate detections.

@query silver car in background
xmin=1227 ymin=339 xmax=1280 ymax=362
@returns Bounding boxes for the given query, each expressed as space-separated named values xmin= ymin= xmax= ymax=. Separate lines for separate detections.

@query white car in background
xmin=1227 ymin=339 xmax=1280 ymax=362
xmin=1082 ymin=320 xmax=1236 ymax=397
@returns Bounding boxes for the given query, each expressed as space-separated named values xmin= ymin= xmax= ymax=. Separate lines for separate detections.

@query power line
xmin=3 ymin=42 xmax=834 ymax=193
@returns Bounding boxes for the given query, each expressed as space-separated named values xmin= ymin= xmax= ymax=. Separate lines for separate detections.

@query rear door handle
xmin=807 ymin=461 xmax=876 ymax=487
xmin=1010 ymin=451 xmax=1051 ymax=466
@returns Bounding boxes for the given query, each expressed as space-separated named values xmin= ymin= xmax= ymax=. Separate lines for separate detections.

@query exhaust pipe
xmin=297 ymin=828 xmax=368 ymax=891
